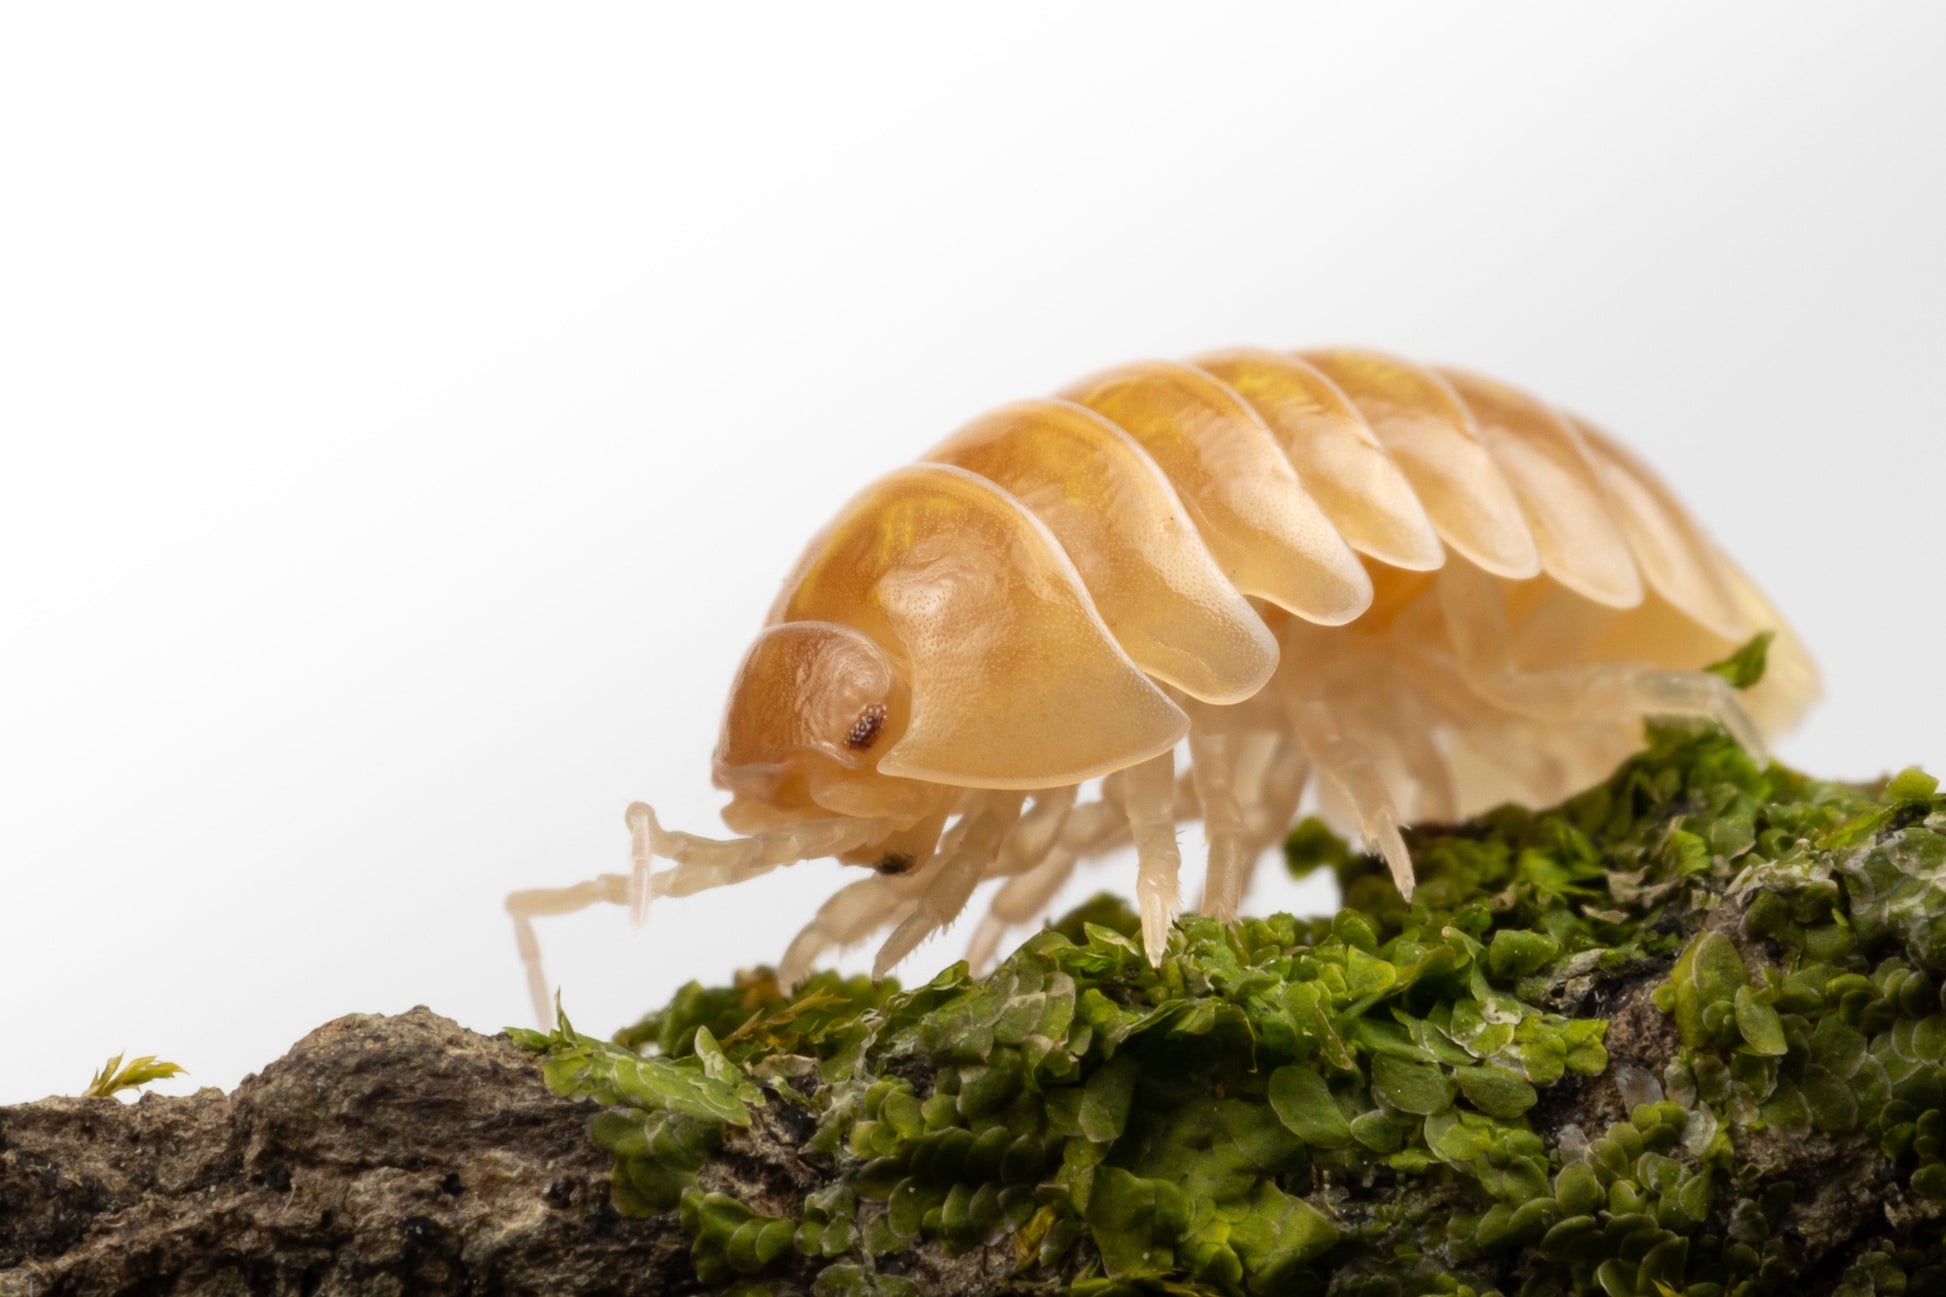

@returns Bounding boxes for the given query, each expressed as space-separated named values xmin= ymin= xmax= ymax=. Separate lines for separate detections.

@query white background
xmin=4 ymin=5 xmax=1943 ymax=1103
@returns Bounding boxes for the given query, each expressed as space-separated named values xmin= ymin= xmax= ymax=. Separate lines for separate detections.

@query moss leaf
xmin=1267 ymin=1064 xmax=1353 ymax=1148
xmin=1704 ymin=631 xmax=1772 ymax=689
xmin=1488 ymin=928 xmax=1561 ymax=980
xmin=1455 ymin=1063 xmax=1539 ymax=1118
xmin=83 ymin=1052 xmax=186 ymax=1099
xmin=1371 ymin=1055 xmax=1457 ymax=1116
xmin=1078 ymin=1055 xmax=1137 ymax=1144
xmin=1732 ymin=986 xmax=1789 ymax=1057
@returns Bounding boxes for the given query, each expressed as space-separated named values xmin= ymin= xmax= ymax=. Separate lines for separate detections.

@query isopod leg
xmin=1384 ymin=687 xmax=1461 ymax=824
xmin=624 ymin=802 xmax=889 ymax=918
xmin=993 ymin=786 xmax=1078 ymax=875
xmin=1188 ymin=724 xmax=1251 ymax=921
xmin=1291 ymin=699 xmax=1417 ymax=900
xmin=1115 ymin=749 xmax=1184 ymax=963
xmin=1435 ymin=564 xmax=1766 ymax=760
xmin=1236 ymin=737 xmax=1311 ymax=878
xmin=973 ymin=786 xmax=1136 ymax=958
xmin=968 ymin=792 xmax=1142 ymax=967
xmin=964 ymin=848 xmax=1078 ymax=973
xmin=504 ymin=874 xmax=630 ymax=1026
xmin=873 ymin=793 xmax=1025 ymax=979
xmin=963 ymin=788 xmax=1078 ymax=972
xmin=1603 ymin=666 xmax=1767 ymax=759
xmin=777 ymin=872 xmax=928 ymax=991
xmin=1229 ymin=729 xmax=1283 ymax=812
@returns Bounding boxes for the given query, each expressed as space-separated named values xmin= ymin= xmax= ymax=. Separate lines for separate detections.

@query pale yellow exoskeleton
xmin=507 ymin=347 xmax=1818 ymax=1024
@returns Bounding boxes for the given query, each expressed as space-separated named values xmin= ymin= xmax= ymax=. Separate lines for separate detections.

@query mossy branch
xmin=519 ymin=723 xmax=1946 ymax=1295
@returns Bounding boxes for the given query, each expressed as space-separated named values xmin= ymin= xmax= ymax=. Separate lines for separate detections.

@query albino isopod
xmin=507 ymin=348 xmax=1817 ymax=1023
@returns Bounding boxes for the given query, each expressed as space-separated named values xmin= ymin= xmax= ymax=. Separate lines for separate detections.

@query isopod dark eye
xmin=845 ymin=703 xmax=887 ymax=751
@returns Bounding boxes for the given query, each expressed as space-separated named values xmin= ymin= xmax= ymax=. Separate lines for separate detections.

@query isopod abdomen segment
xmin=507 ymin=347 xmax=1817 ymax=1024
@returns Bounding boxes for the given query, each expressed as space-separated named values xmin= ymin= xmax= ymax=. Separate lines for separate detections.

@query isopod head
xmin=713 ymin=620 xmax=933 ymax=830
xmin=763 ymin=464 xmax=1191 ymax=788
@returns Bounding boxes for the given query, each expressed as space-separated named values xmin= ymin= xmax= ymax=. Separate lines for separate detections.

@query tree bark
xmin=0 ymin=1009 xmax=686 ymax=1296
xmin=0 ymin=1008 xmax=1047 ymax=1296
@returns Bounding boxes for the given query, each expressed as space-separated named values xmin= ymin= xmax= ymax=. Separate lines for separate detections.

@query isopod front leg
xmin=965 ymin=794 xmax=1130 ymax=972
xmin=505 ymin=874 xmax=631 ymax=1027
xmin=777 ymin=871 xmax=929 ymax=991
xmin=625 ymin=803 xmax=890 ymax=918
xmin=964 ymin=847 xmax=1079 ymax=973
xmin=992 ymin=785 xmax=1078 ymax=875
xmin=963 ymin=787 xmax=1078 ymax=973
xmin=872 ymin=793 xmax=1026 ymax=979
xmin=1115 ymin=749 xmax=1184 ymax=963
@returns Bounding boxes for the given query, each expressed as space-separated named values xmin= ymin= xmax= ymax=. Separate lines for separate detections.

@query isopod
xmin=507 ymin=348 xmax=1817 ymax=1023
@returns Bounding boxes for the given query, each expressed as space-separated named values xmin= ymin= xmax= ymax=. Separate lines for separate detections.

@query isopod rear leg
xmin=1292 ymin=700 xmax=1417 ymax=900
xmin=1437 ymin=561 xmax=1767 ymax=760
xmin=1462 ymin=642 xmax=1768 ymax=762
xmin=1600 ymin=666 xmax=1767 ymax=759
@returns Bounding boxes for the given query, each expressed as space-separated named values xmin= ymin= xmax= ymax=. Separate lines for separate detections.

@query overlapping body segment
xmin=508 ymin=347 xmax=1820 ymax=1020
xmin=1191 ymin=349 xmax=1443 ymax=573
xmin=766 ymin=462 xmax=1188 ymax=791
xmin=1059 ymin=360 xmax=1374 ymax=626
xmin=922 ymin=399 xmax=1278 ymax=706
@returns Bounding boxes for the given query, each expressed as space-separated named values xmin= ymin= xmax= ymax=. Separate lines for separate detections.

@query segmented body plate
xmin=507 ymin=346 xmax=1818 ymax=1016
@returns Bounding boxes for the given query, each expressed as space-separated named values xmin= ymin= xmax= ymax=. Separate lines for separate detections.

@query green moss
xmin=517 ymin=717 xmax=1946 ymax=1294
xmin=81 ymin=1051 xmax=186 ymax=1099
xmin=684 ymin=1189 xmax=800 ymax=1284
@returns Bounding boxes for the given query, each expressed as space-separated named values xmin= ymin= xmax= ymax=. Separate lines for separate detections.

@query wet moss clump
xmin=514 ymin=724 xmax=1946 ymax=1295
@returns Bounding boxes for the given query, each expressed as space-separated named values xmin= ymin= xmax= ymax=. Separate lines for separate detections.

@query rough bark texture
xmin=0 ymin=1009 xmax=680 ymax=1295
xmin=0 ymin=1009 xmax=1035 ymax=1296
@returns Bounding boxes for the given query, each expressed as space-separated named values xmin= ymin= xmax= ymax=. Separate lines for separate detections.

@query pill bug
xmin=507 ymin=347 xmax=1817 ymax=1023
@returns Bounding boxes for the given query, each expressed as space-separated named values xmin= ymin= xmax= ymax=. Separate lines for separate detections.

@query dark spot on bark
xmin=439 ymin=1171 xmax=463 ymax=1197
